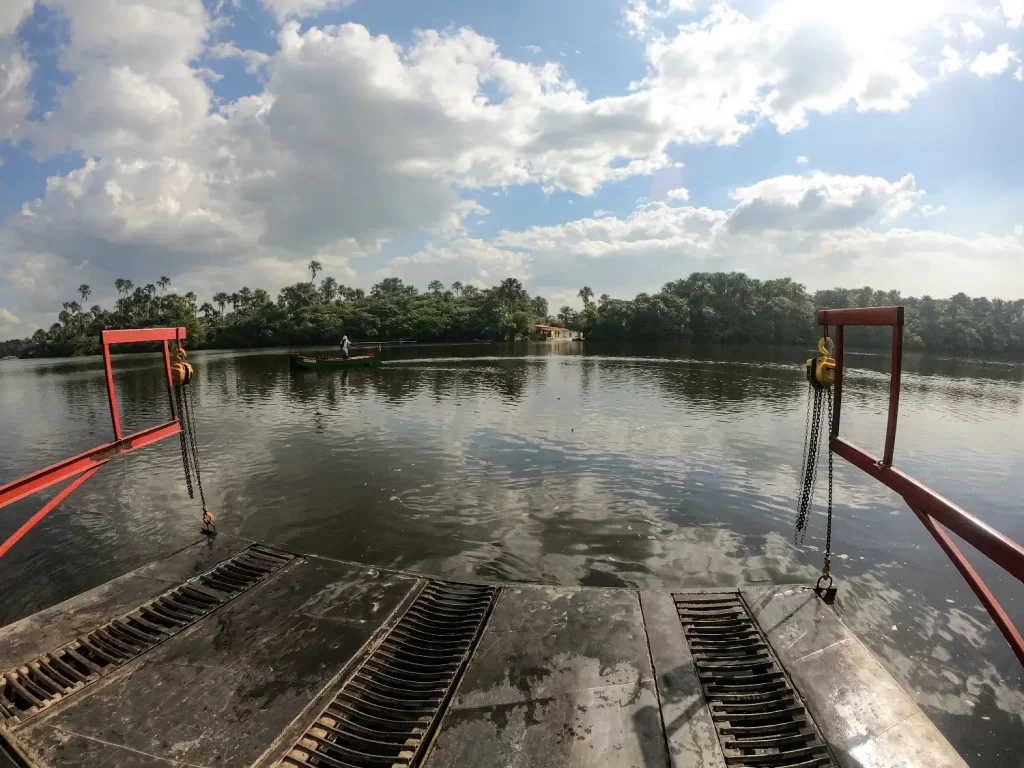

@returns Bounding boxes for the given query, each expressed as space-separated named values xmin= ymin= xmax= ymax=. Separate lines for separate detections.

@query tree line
xmin=2 ymin=265 xmax=1023 ymax=359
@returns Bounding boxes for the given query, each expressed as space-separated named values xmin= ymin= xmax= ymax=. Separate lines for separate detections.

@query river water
xmin=1 ymin=342 xmax=1022 ymax=764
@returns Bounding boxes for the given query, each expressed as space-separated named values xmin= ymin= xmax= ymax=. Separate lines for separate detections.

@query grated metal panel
xmin=0 ymin=545 xmax=293 ymax=725
xmin=280 ymin=580 xmax=497 ymax=768
xmin=675 ymin=593 xmax=835 ymax=768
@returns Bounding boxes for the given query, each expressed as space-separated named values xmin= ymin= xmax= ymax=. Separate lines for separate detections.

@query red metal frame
xmin=818 ymin=306 xmax=1024 ymax=667
xmin=0 ymin=328 xmax=187 ymax=557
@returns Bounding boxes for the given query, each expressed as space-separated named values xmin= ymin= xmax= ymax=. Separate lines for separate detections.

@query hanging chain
xmin=181 ymin=382 xmax=207 ymax=509
xmin=795 ymin=386 xmax=825 ymax=544
xmin=821 ymin=387 xmax=835 ymax=582
xmin=173 ymin=348 xmax=215 ymax=534
xmin=175 ymin=385 xmax=194 ymax=499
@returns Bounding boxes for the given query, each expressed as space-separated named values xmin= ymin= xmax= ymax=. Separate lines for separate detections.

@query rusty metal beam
xmin=0 ymin=467 xmax=103 ymax=560
xmin=101 ymin=327 xmax=187 ymax=345
xmin=832 ymin=437 xmax=1024 ymax=585
xmin=911 ymin=506 xmax=1024 ymax=667
xmin=0 ymin=421 xmax=181 ymax=510
xmin=816 ymin=306 xmax=904 ymax=327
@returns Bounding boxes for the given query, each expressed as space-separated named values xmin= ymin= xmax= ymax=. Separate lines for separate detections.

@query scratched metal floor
xmin=0 ymin=535 xmax=967 ymax=767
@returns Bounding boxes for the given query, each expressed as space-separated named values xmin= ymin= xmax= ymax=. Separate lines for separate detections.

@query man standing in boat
xmin=339 ymin=335 xmax=351 ymax=359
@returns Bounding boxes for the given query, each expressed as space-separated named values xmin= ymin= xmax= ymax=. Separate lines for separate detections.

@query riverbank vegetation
xmin=2 ymin=267 xmax=1023 ymax=359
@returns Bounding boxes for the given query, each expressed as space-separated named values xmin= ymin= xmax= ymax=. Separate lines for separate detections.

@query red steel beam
xmin=883 ymin=325 xmax=903 ymax=466
xmin=101 ymin=327 xmax=187 ymax=344
xmin=817 ymin=306 xmax=904 ymax=327
xmin=0 ymin=467 xmax=102 ymax=560
xmin=833 ymin=437 xmax=1024 ymax=584
xmin=102 ymin=339 xmax=122 ymax=440
xmin=911 ymin=506 xmax=1024 ymax=667
xmin=0 ymin=421 xmax=181 ymax=510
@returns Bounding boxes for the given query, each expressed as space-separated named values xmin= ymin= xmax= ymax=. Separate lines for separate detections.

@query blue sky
xmin=1 ymin=0 xmax=1023 ymax=336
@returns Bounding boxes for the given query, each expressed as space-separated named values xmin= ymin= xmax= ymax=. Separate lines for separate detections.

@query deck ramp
xmin=0 ymin=540 xmax=968 ymax=768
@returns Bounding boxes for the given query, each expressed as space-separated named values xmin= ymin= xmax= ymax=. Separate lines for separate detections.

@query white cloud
xmin=796 ymin=155 xmax=809 ymax=163
xmin=593 ymin=209 xmax=613 ymax=217
xmin=1014 ymin=223 xmax=1024 ymax=237
xmin=21 ymin=0 xmax=212 ymax=159
xmin=260 ymin=0 xmax=356 ymax=22
xmin=524 ymin=44 xmax=541 ymax=54
xmin=208 ymin=41 xmax=271 ymax=73
xmin=0 ymin=0 xmax=34 ymax=36
xmin=666 ymin=187 xmax=690 ymax=201
xmin=1015 ymin=65 xmax=1023 ymax=80
xmin=1002 ymin=0 xmax=1023 ymax=29
xmin=725 ymin=172 xmax=923 ymax=233
xmin=0 ymin=41 xmax=32 ymax=141
xmin=920 ymin=204 xmax=947 ymax=217
xmin=961 ymin=20 xmax=984 ymax=39
xmin=0 ymin=307 xmax=18 ymax=325
xmin=939 ymin=44 xmax=963 ymax=75
xmin=969 ymin=44 xmax=1019 ymax=77
xmin=640 ymin=1 xmax=930 ymax=140
xmin=624 ymin=0 xmax=697 ymax=37
xmin=432 ymin=182 xmax=1024 ymax=301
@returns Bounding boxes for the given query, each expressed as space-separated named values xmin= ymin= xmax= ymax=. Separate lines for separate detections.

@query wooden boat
xmin=290 ymin=350 xmax=381 ymax=370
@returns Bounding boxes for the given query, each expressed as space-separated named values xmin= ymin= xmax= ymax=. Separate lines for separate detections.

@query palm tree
xmin=578 ymin=286 xmax=594 ymax=307
xmin=184 ymin=291 xmax=197 ymax=312
xmin=496 ymin=277 xmax=526 ymax=313
xmin=114 ymin=278 xmax=133 ymax=298
xmin=428 ymin=280 xmax=444 ymax=296
xmin=321 ymin=276 xmax=338 ymax=301
xmin=213 ymin=292 xmax=229 ymax=315
xmin=229 ymin=292 xmax=240 ymax=311
xmin=200 ymin=302 xmax=216 ymax=319
xmin=308 ymin=260 xmax=322 ymax=283
xmin=78 ymin=284 xmax=91 ymax=304
xmin=558 ymin=305 xmax=575 ymax=327
xmin=157 ymin=276 xmax=171 ymax=294
xmin=451 ymin=281 xmax=463 ymax=297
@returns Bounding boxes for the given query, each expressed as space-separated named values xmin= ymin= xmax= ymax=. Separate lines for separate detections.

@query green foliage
xmin=5 ymin=270 xmax=1024 ymax=360
xmin=2 ymin=275 xmax=549 ymax=357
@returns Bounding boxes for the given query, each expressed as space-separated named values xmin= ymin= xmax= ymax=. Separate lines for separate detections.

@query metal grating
xmin=0 ymin=545 xmax=293 ymax=725
xmin=675 ymin=593 xmax=835 ymax=768
xmin=280 ymin=580 xmax=497 ymax=768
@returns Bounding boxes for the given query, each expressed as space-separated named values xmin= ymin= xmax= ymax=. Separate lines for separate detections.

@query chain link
xmin=794 ymin=386 xmax=825 ymax=544
xmin=825 ymin=387 xmax=834 ymax=557
xmin=181 ymin=381 xmax=207 ymax=508
xmin=175 ymin=385 xmax=194 ymax=500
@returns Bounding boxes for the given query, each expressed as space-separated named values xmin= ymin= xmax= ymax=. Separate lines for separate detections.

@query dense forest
xmin=2 ymin=263 xmax=1023 ymax=359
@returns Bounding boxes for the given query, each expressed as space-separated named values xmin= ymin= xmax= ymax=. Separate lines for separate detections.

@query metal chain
xmin=796 ymin=383 xmax=813 ymax=496
xmin=181 ymin=382 xmax=207 ymax=508
xmin=794 ymin=386 xmax=825 ymax=544
xmin=825 ymin=387 xmax=834 ymax=557
xmin=175 ymin=385 xmax=194 ymax=500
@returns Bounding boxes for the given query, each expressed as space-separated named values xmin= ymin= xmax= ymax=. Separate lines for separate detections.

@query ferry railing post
xmin=0 ymin=327 xmax=188 ymax=558
xmin=816 ymin=305 xmax=1024 ymax=668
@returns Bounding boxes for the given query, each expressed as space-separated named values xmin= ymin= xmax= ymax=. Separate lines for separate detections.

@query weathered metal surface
xmin=280 ymin=581 xmax=496 ymax=768
xmin=0 ymin=541 xmax=971 ymax=768
xmin=8 ymin=556 xmax=419 ymax=767
xmin=741 ymin=586 xmax=969 ymax=768
xmin=675 ymin=592 xmax=834 ymax=767
xmin=639 ymin=591 xmax=726 ymax=768
xmin=421 ymin=586 xmax=669 ymax=768
xmin=0 ymin=546 xmax=293 ymax=724
xmin=0 ymin=535 xmax=252 ymax=671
